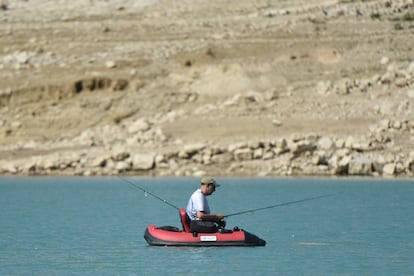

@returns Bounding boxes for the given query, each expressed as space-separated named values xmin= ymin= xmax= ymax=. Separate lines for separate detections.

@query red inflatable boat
xmin=144 ymin=209 xmax=266 ymax=247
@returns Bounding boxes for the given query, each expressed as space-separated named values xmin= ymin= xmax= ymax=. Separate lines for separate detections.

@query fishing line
xmin=224 ymin=193 xmax=335 ymax=218
xmin=118 ymin=176 xmax=179 ymax=210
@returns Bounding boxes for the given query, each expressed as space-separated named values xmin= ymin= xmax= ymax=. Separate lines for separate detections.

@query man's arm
xmin=197 ymin=211 xmax=224 ymax=222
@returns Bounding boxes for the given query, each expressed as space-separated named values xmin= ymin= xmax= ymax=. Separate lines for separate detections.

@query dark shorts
xmin=190 ymin=220 xmax=218 ymax=233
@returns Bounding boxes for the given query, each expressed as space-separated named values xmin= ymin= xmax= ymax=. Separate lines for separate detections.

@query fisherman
xmin=186 ymin=177 xmax=226 ymax=233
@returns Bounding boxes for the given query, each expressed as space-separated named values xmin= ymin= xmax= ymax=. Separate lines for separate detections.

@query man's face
xmin=206 ymin=183 xmax=216 ymax=195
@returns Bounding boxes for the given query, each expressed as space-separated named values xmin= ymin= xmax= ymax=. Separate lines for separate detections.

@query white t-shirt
xmin=186 ymin=189 xmax=210 ymax=220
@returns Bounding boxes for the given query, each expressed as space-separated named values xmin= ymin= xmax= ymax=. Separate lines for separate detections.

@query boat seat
xmin=179 ymin=208 xmax=191 ymax=232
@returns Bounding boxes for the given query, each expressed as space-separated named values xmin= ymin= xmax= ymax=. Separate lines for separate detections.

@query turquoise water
xmin=0 ymin=177 xmax=413 ymax=275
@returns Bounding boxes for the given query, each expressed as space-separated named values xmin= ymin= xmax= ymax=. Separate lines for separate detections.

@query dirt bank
xmin=1 ymin=0 xmax=414 ymax=177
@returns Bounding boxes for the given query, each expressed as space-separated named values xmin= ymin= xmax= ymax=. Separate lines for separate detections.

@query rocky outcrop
xmin=317 ymin=61 xmax=414 ymax=97
xmin=1 ymin=118 xmax=413 ymax=177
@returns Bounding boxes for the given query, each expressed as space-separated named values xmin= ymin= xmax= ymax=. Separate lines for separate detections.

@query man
xmin=186 ymin=177 xmax=225 ymax=233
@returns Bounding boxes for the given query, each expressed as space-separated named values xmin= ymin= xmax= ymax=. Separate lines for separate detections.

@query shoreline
xmin=1 ymin=119 xmax=413 ymax=178
xmin=1 ymin=0 xmax=414 ymax=179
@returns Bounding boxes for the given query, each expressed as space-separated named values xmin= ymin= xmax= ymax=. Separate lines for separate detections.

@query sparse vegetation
xmin=394 ymin=23 xmax=404 ymax=31
xmin=370 ymin=12 xmax=381 ymax=20
xmin=390 ymin=13 xmax=414 ymax=22
xmin=402 ymin=13 xmax=414 ymax=22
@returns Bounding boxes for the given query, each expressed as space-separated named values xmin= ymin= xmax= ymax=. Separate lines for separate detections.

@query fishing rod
xmin=118 ymin=176 xmax=179 ymax=210
xmin=224 ymin=193 xmax=335 ymax=218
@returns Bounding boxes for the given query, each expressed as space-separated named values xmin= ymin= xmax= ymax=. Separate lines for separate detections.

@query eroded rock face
xmin=349 ymin=157 xmax=372 ymax=176
xmin=1 ymin=0 xmax=414 ymax=178
xmin=132 ymin=153 xmax=155 ymax=171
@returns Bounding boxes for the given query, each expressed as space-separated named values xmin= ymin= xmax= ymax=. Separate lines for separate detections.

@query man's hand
xmin=216 ymin=214 xmax=225 ymax=222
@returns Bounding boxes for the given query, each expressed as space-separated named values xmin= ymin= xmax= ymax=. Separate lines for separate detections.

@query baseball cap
xmin=201 ymin=177 xmax=220 ymax=187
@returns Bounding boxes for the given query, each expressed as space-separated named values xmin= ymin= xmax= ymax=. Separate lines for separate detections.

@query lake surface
xmin=0 ymin=177 xmax=413 ymax=275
